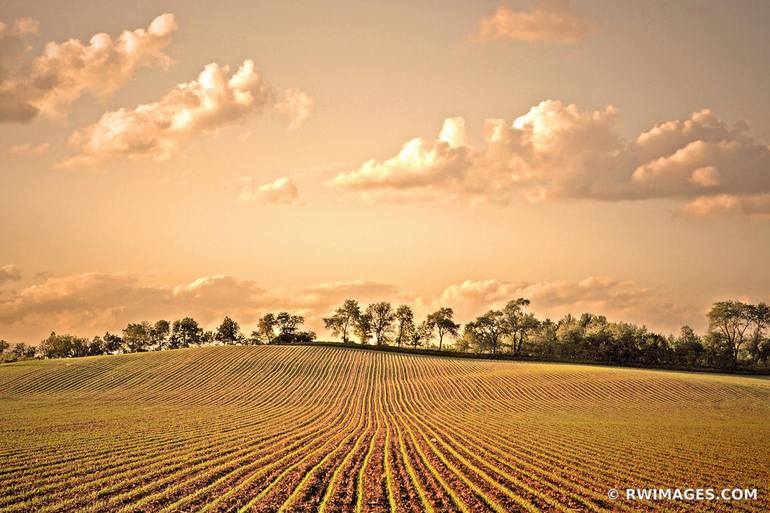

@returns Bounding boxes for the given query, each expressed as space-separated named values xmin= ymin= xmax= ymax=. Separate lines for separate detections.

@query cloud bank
xmin=329 ymin=101 xmax=770 ymax=218
xmin=0 ymin=14 xmax=176 ymax=123
xmin=475 ymin=1 xmax=593 ymax=44
xmin=238 ymin=176 xmax=300 ymax=205
xmin=60 ymin=59 xmax=312 ymax=168
xmin=0 ymin=269 xmax=698 ymax=342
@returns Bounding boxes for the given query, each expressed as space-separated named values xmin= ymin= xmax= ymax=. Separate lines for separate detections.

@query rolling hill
xmin=1 ymin=345 xmax=768 ymax=512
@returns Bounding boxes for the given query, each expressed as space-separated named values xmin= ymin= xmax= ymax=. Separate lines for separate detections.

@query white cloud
xmin=329 ymin=101 xmax=770 ymax=218
xmin=60 ymin=59 xmax=312 ymax=168
xmin=0 ymin=14 xmax=176 ymax=123
xmin=275 ymin=89 xmax=314 ymax=130
xmin=0 ymin=264 xmax=22 ymax=285
xmin=9 ymin=142 xmax=49 ymax=156
xmin=238 ymin=176 xmax=300 ymax=205
xmin=475 ymin=1 xmax=593 ymax=44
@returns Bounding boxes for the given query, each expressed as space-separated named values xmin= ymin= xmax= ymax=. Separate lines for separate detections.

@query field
xmin=0 ymin=345 xmax=768 ymax=512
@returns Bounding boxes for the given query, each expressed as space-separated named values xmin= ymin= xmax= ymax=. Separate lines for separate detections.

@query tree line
xmin=1 ymin=299 xmax=769 ymax=372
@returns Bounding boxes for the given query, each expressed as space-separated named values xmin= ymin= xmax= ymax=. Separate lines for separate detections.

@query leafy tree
xmin=256 ymin=313 xmax=277 ymax=344
xmin=394 ymin=305 xmax=415 ymax=347
xmin=122 ymin=322 xmax=152 ymax=353
xmin=368 ymin=302 xmax=396 ymax=345
xmin=169 ymin=317 xmax=203 ymax=348
xmin=708 ymin=301 xmax=751 ymax=368
xmin=354 ymin=311 xmax=373 ymax=344
xmin=324 ymin=299 xmax=360 ymax=343
xmin=102 ymin=332 xmax=123 ymax=354
xmin=427 ymin=307 xmax=460 ymax=350
xmin=411 ymin=320 xmax=433 ymax=349
xmin=88 ymin=336 xmax=106 ymax=356
xmin=672 ymin=326 xmax=705 ymax=367
xmin=0 ymin=340 xmax=9 ymax=353
xmin=747 ymin=303 xmax=770 ymax=364
xmin=12 ymin=342 xmax=36 ymax=359
xmin=215 ymin=316 xmax=242 ymax=345
xmin=465 ymin=310 xmax=507 ymax=354
xmin=39 ymin=333 xmax=86 ymax=358
xmin=503 ymin=298 xmax=538 ymax=355
xmin=274 ymin=312 xmax=305 ymax=343
xmin=150 ymin=320 xmax=171 ymax=350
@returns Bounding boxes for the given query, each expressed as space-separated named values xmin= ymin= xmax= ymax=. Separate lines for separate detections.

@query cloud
xmin=0 ymin=271 xmax=401 ymax=341
xmin=0 ymin=14 xmax=176 ymax=123
xmin=238 ymin=176 xmax=300 ymax=205
xmin=9 ymin=142 xmax=49 ymax=156
xmin=329 ymin=101 xmax=770 ymax=218
xmin=681 ymin=193 xmax=770 ymax=219
xmin=275 ymin=89 xmax=314 ymax=130
xmin=0 ymin=264 xmax=22 ymax=285
xmin=419 ymin=277 xmax=697 ymax=333
xmin=59 ymin=59 xmax=312 ymax=168
xmin=0 ymin=271 xmax=702 ymax=341
xmin=474 ymin=1 xmax=593 ymax=44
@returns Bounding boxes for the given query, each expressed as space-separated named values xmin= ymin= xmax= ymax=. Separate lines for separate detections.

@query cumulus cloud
xmin=238 ymin=176 xmax=300 ymax=205
xmin=9 ymin=142 xmax=49 ymax=156
xmin=329 ymin=101 xmax=770 ymax=218
xmin=474 ymin=1 xmax=593 ymax=44
xmin=0 ymin=14 xmax=176 ymax=123
xmin=0 ymin=264 xmax=22 ymax=285
xmin=59 ymin=59 xmax=312 ymax=168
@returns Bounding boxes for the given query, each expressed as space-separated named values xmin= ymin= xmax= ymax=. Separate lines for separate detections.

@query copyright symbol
xmin=608 ymin=489 xmax=619 ymax=500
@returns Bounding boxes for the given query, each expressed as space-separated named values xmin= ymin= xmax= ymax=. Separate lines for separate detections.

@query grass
xmin=0 ymin=344 xmax=768 ymax=512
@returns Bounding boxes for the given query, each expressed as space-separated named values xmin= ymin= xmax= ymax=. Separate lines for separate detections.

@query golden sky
xmin=2 ymin=1 xmax=770 ymax=342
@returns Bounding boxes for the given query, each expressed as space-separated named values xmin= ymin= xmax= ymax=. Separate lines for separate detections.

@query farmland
xmin=0 ymin=345 xmax=768 ymax=512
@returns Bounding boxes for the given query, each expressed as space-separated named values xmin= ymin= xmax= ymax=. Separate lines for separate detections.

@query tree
xmin=12 ymin=342 xmax=36 ymax=359
xmin=672 ymin=326 xmax=705 ymax=367
xmin=707 ymin=301 xmax=751 ymax=368
xmin=503 ymin=298 xmax=538 ymax=355
xmin=394 ymin=305 xmax=415 ymax=347
xmin=0 ymin=340 xmax=9 ymax=353
xmin=354 ymin=311 xmax=373 ymax=344
xmin=324 ymin=299 xmax=360 ymax=343
xmin=368 ymin=302 xmax=396 ymax=345
xmin=215 ymin=316 xmax=242 ymax=345
xmin=150 ymin=320 xmax=171 ymax=350
xmin=122 ymin=322 xmax=152 ymax=353
xmin=256 ymin=313 xmax=277 ymax=344
xmin=102 ymin=332 xmax=123 ymax=353
xmin=411 ymin=320 xmax=433 ymax=348
xmin=39 ymin=333 xmax=84 ymax=358
xmin=747 ymin=303 xmax=770 ymax=364
xmin=169 ymin=317 xmax=203 ymax=349
xmin=426 ymin=307 xmax=459 ymax=350
xmin=88 ymin=336 xmax=106 ymax=356
xmin=465 ymin=310 xmax=507 ymax=354
xmin=274 ymin=312 xmax=305 ymax=343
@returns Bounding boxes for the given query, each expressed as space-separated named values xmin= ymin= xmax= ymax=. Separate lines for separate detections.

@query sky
xmin=2 ymin=0 xmax=770 ymax=343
